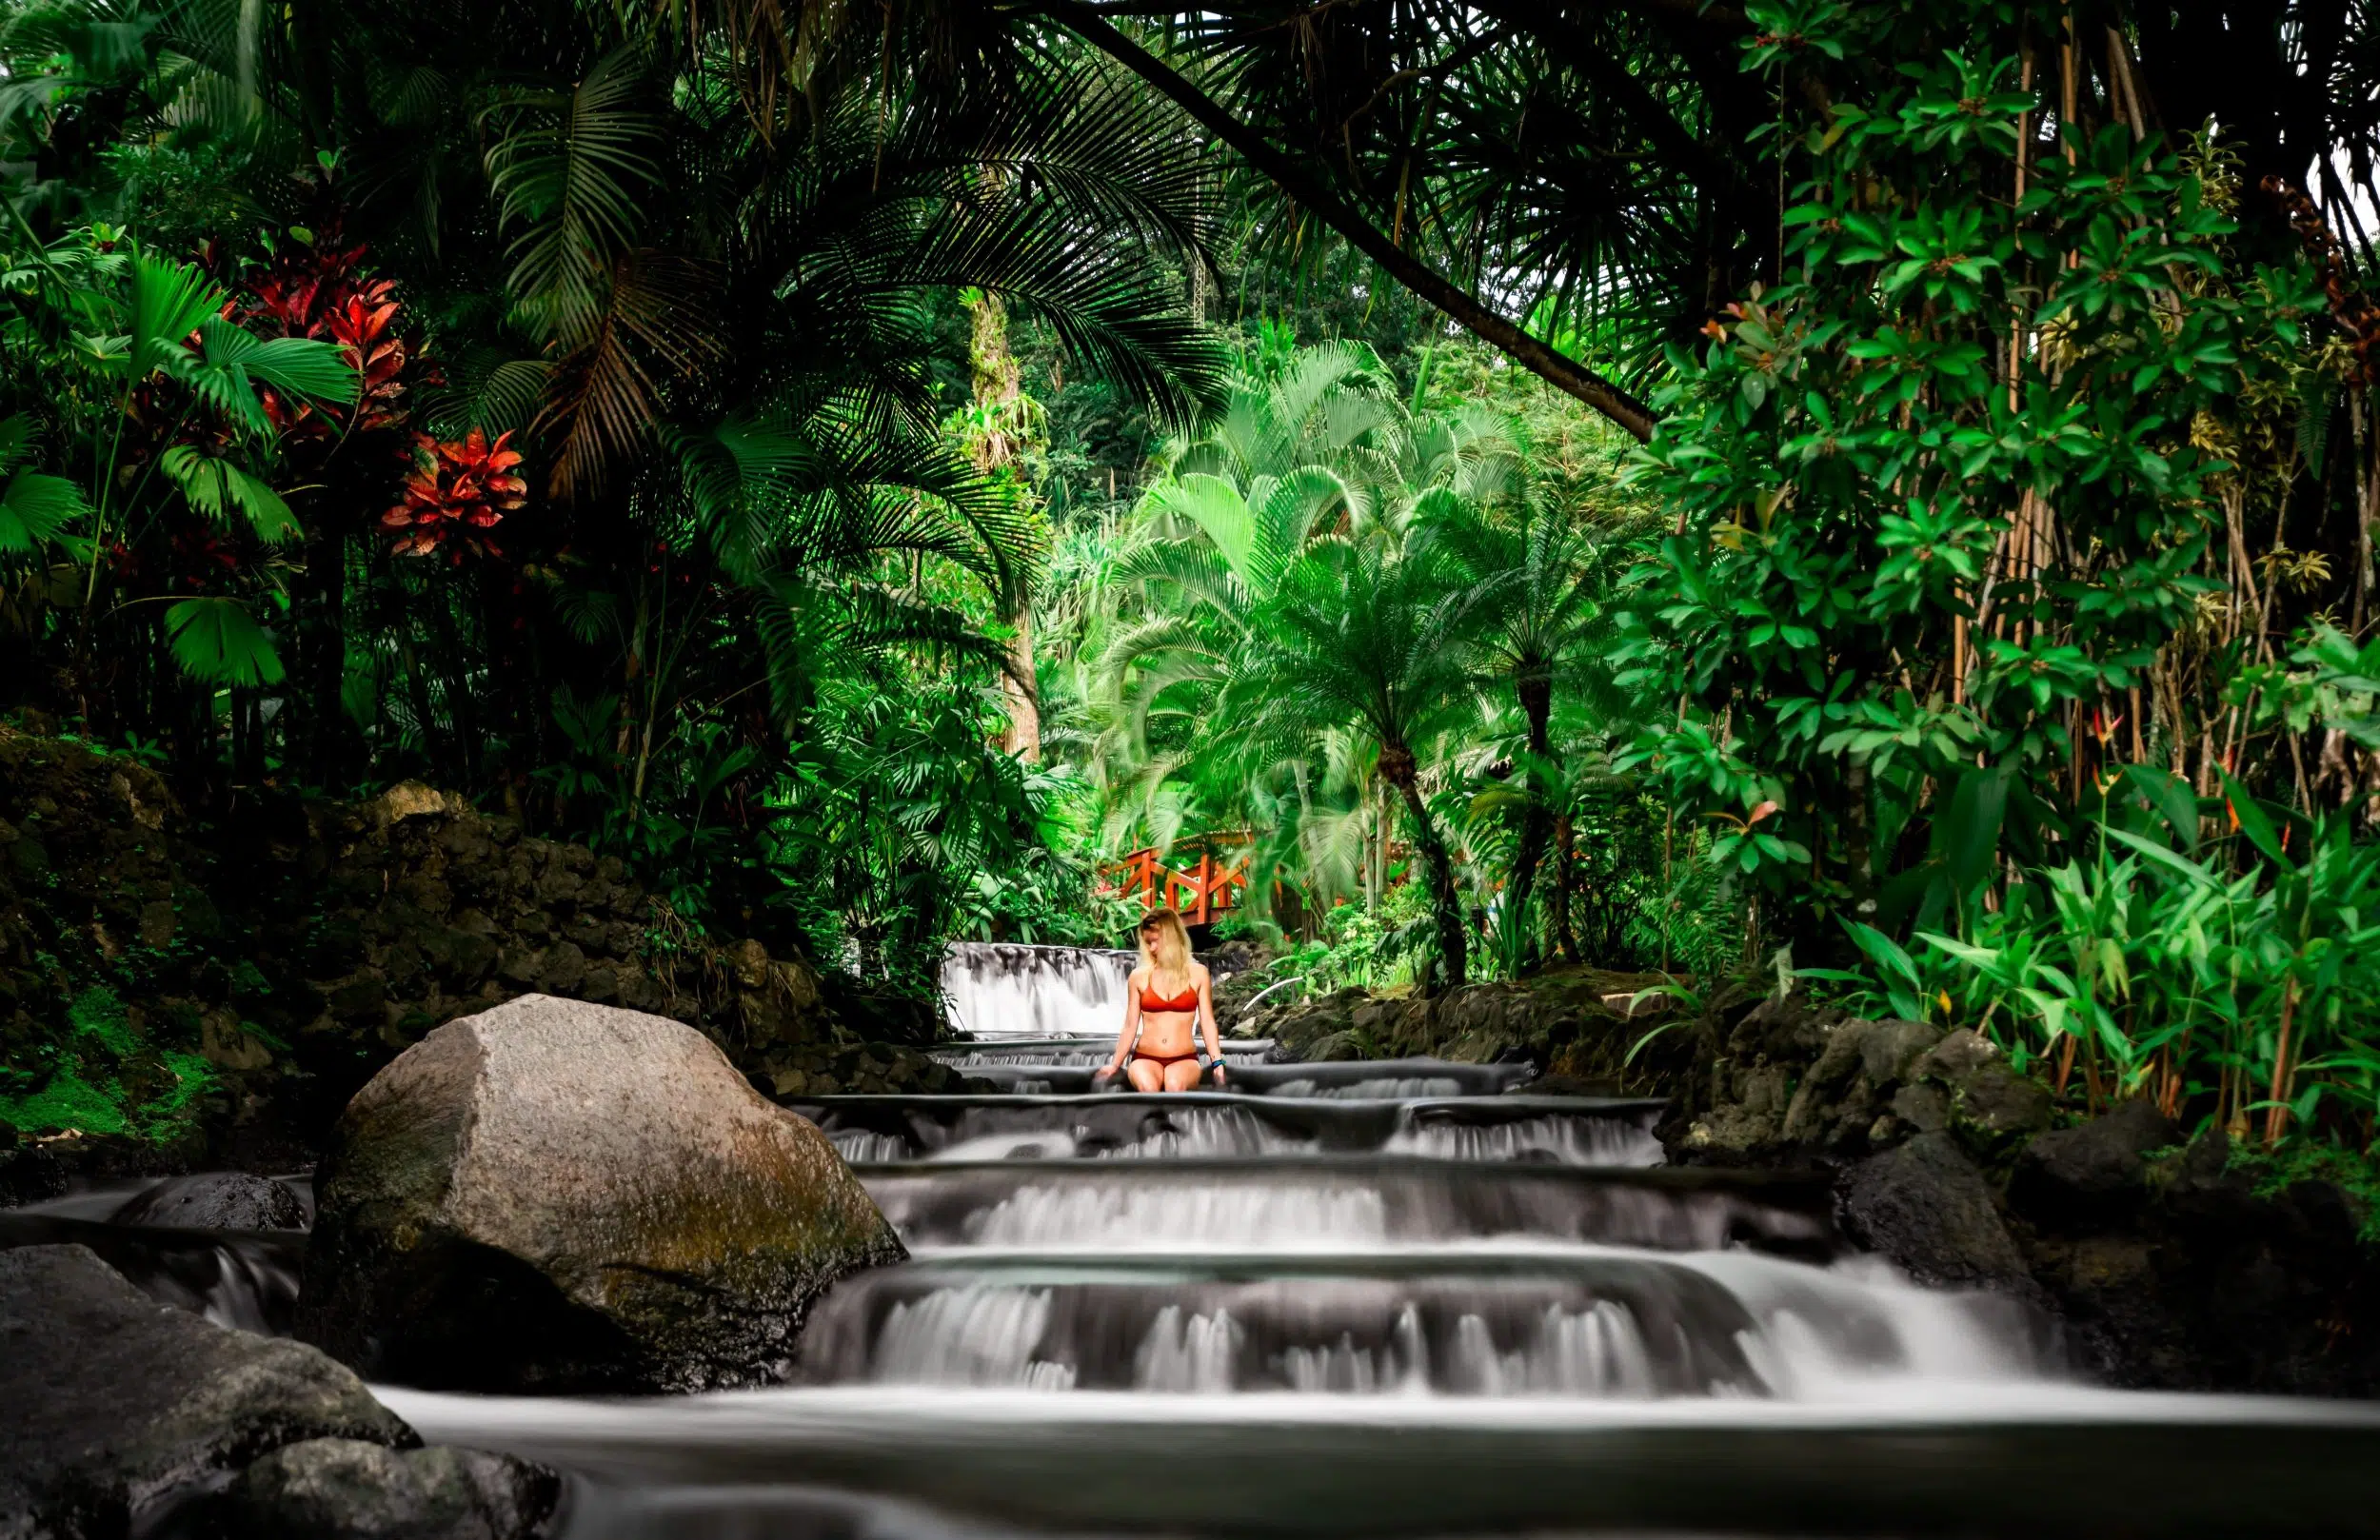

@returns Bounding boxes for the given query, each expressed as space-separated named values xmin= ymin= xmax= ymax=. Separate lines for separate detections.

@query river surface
xmin=16 ymin=945 xmax=2380 ymax=1536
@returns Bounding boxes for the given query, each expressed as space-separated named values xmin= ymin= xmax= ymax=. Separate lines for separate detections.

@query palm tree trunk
xmin=1507 ymin=664 xmax=1555 ymax=970
xmin=964 ymin=287 xmax=1041 ymax=761
xmin=1380 ymin=743 xmax=1467 ymax=991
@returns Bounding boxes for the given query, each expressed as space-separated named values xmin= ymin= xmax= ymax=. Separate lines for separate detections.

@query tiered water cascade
xmin=15 ymin=944 xmax=2380 ymax=1537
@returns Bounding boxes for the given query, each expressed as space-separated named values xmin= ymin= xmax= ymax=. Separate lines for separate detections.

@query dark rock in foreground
xmin=207 ymin=1437 xmax=561 ymax=1540
xmin=300 ymin=994 xmax=907 ymax=1393
xmin=0 ymin=1244 xmax=409 ymax=1537
xmin=1838 ymin=1131 xmax=2029 ymax=1289
xmin=113 ymin=1172 xmax=308 ymax=1231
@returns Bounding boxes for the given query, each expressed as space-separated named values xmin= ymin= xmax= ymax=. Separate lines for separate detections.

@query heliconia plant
xmin=382 ymin=429 xmax=529 ymax=561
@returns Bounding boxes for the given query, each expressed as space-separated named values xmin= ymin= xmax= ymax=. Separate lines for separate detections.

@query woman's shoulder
xmin=1190 ymin=959 xmax=1211 ymax=980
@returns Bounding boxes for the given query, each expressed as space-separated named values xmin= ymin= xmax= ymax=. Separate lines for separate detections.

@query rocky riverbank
xmin=1255 ymin=966 xmax=2380 ymax=1397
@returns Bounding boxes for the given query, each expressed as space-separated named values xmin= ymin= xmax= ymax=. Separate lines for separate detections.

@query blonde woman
xmin=1099 ymin=908 xmax=1227 ymax=1092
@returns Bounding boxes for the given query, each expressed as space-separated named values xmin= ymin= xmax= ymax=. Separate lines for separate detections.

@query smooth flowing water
xmin=19 ymin=944 xmax=2380 ymax=1537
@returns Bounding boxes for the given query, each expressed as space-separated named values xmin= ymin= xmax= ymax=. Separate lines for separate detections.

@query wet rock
xmin=1911 ymin=1029 xmax=2053 ymax=1155
xmin=210 ymin=1437 xmax=558 ymax=1540
xmin=1837 ymin=1131 xmax=2028 ymax=1289
xmin=1679 ymin=1061 xmax=1790 ymax=1153
xmin=112 ymin=1173 xmax=307 ymax=1231
xmin=299 ymin=995 xmax=907 ymax=1393
xmin=1858 ymin=1017 xmax=1945 ymax=1083
xmin=0 ymin=1244 xmax=412 ymax=1538
xmin=1780 ymin=1017 xmax=1911 ymax=1143
xmin=2012 ymin=1098 xmax=2176 ymax=1226
xmin=1888 ymin=1080 xmax=1950 ymax=1134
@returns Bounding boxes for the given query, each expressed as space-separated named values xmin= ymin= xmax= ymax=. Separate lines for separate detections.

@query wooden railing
xmin=1103 ymin=839 xmax=1250 ymax=925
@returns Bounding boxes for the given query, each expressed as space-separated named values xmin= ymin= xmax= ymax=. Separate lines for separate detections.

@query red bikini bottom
xmin=1134 ymin=1050 xmax=1199 ymax=1068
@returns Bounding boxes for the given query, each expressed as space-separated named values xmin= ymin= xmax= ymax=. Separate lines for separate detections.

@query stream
xmin=14 ymin=944 xmax=2380 ymax=1537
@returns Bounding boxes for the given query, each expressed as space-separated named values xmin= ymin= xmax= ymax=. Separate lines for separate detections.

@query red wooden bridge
xmin=1102 ymin=838 xmax=1250 ymax=925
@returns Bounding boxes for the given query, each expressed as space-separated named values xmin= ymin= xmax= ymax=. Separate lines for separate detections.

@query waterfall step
xmin=855 ymin=1157 xmax=1833 ymax=1254
xmin=794 ymin=1256 xmax=1775 ymax=1394
xmin=792 ymin=1093 xmax=1666 ymax=1165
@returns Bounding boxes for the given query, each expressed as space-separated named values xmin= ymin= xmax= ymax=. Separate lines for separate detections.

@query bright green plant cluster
xmin=1 ymin=983 xmax=219 ymax=1144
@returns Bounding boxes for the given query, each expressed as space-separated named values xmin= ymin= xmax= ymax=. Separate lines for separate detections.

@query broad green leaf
xmin=1940 ymin=761 xmax=2011 ymax=897
xmin=2122 ymin=762 xmax=2201 ymax=849
xmin=128 ymin=254 xmax=227 ymax=381
xmin=0 ymin=468 xmax=89 ymax=554
xmin=193 ymin=320 xmax=361 ymax=406
xmin=2219 ymin=768 xmax=2288 ymax=867
xmin=166 ymin=598 xmax=286 ymax=686
xmin=160 ymin=446 xmax=302 ymax=543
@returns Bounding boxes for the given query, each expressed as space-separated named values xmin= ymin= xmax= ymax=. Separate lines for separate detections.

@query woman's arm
xmin=1198 ymin=967 xmax=1225 ymax=1081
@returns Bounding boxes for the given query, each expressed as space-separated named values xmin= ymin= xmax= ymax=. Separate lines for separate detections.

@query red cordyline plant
xmin=239 ymin=234 xmax=409 ymax=437
xmin=382 ymin=429 xmax=528 ymax=561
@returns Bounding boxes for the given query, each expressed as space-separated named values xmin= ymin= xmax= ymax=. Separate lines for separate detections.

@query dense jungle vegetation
xmin=8 ymin=0 xmax=2380 ymax=1159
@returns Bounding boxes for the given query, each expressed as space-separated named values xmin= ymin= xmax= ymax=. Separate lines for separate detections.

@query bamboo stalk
xmin=2265 ymin=977 xmax=2299 ymax=1144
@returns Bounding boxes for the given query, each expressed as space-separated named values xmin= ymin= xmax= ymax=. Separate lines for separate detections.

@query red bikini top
xmin=1139 ymin=975 xmax=1199 ymax=1013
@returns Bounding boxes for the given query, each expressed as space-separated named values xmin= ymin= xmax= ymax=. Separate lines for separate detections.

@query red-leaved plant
xmin=383 ymin=429 xmax=528 ymax=561
xmin=240 ymin=234 xmax=410 ymax=437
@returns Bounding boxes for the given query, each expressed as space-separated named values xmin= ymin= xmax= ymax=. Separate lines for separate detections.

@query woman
xmin=1099 ymin=908 xmax=1228 ymax=1092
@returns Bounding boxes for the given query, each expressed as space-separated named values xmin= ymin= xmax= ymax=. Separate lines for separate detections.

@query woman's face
xmin=1138 ymin=923 xmax=1161 ymax=951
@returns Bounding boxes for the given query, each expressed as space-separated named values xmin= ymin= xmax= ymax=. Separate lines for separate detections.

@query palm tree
xmin=1418 ymin=487 xmax=1615 ymax=966
xmin=1223 ymin=532 xmax=1476 ymax=988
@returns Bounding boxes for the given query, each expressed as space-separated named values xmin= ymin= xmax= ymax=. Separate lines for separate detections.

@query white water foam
xmin=871 ymin=1286 xmax=1077 ymax=1391
xmin=832 ymin=1131 xmax=911 ymax=1163
xmin=1383 ymin=1114 xmax=1664 ymax=1168
xmin=1446 ymin=1303 xmax=1659 ymax=1397
xmin=942 ymin=944 xmax=1133 ymax=1039
xmin=1279 ymin=1302 xmax=1431 ymax=1394
xmin=961 ymin=1182 xmax=1391 ymax=1250
xmin=1134 ymin=1305 xmax=1242 ymax=1392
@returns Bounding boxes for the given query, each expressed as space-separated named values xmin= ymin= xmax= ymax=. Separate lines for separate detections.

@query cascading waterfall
xmin=940 ymin=943 xmax=1133 ymax=1039
xmin=39 ymin=950 xmax=2380 ymax=1540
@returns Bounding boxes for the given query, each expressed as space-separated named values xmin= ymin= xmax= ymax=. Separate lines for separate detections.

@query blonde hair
xmin=1136 ymin=908 xmax=1193 ymax=997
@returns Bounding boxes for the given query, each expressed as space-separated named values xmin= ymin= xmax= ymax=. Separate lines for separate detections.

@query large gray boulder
xmin=299 ymin=995 xmax=906 ymax=1393
xmin=1837 ymin=1131 xmax=2029 ymax=1289
xmin=0 ymin=1244 xmax=410 ymax=1537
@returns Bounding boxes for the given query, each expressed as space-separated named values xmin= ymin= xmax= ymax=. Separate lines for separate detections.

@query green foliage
xmin=165 ymin=598 xmax=287 ymax=687
xmin=2 ymin=980 xmax=216 ymax=1144
xmin=67 ymin=983 xmax=135 ymax=1055
xmin=0 ymin=1068 xmax=129 ymax=1138
xmin=1617 ymin=0 xmax=2320 ymax=943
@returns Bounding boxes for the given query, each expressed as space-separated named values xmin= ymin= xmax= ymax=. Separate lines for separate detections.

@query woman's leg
xmin=1161 ymin=1056 xmax=1203 ymax=1093
xmin=1126 ymin=1057 xmax=1164 ymax=1092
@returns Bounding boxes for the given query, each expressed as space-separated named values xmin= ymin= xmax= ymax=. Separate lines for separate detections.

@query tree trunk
xmin=1507 ymin=663 xmax=1556 ymax=969
xmin=1552 ymin=814 xmax=1579 ymax=962
xmin=964 ymin=287 xmax=1041 ymax=761
xmin=1380 ymin=742 xmax=1467 ymax=991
